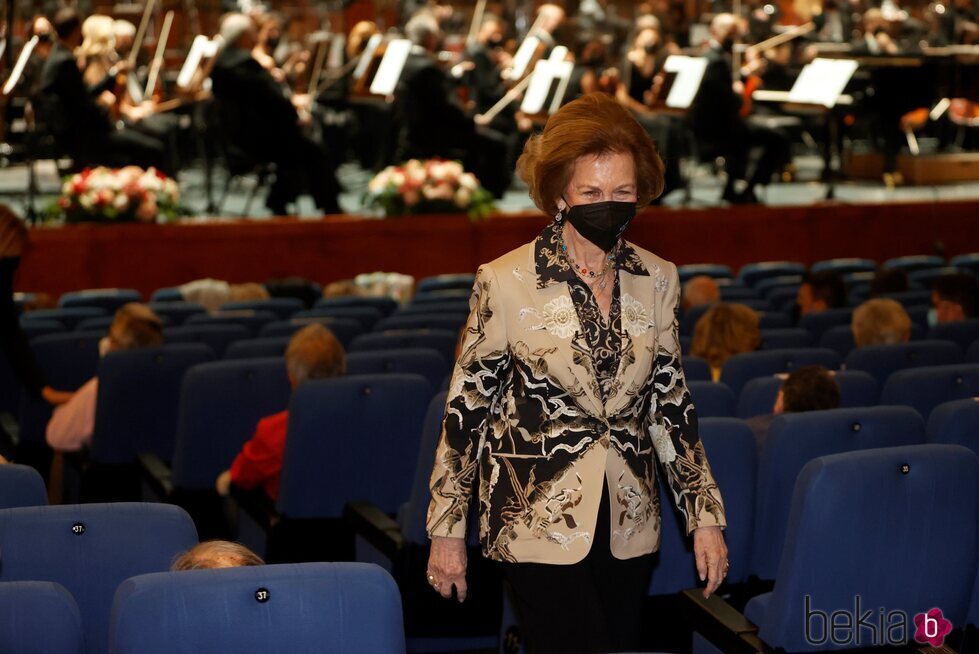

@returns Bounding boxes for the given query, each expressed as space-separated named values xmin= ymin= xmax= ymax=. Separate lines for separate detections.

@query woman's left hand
xmin=693 ymin=525 xmax=728 ymax=599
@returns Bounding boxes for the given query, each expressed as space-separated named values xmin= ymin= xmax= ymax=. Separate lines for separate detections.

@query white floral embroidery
xmin=655 ymin=275 xmax=669 ymax=294
xmin=529 ymin=295 xmax=581 ymax=339
xmin=512 ymin=267 xmax=524 ymax=282
xmin=620 ymin=294 xmax=655 ymax=337
xmin=650 ymin=423 xmax=677 ymax=463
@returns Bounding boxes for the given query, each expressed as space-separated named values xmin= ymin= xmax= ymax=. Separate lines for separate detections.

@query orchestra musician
xmin=394 ymin=11 xmax=510 ymax=198
xmin=210 ymin=13 xmax=342 ymax=215
xmin=37 ymin=9 xmax=170 ymax=173
xmin=688 ymin=13 xmax=791 ymax=204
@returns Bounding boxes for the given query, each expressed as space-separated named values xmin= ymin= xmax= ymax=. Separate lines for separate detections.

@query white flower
xmin=390 ymin=171 xmax=406 ymax=188
xmin=112 ymin=193 xmax=130 ymax=210
xmin=655 ymin=275 xmax=669 ymax=294
xmin=454 ymin=187 xmax=472 ymax=208
xmin=445 ymin=161 xmax=465 ymax=178
xmin=368 ymin=171 xmax=390 ymax=193
xmin=459 ymin=173 xmax=479 ymax=191
xmin=650 ymin=423 xmax=677 ymax=463
xmin=620 ymin=294 xmax=654 ymax=337
xmin=429 ymin=162 xmax=448 ymax=181
xmin=531 ymin=295 xmax=581 ymax=339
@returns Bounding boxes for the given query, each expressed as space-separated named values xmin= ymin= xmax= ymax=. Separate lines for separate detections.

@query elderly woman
xmin=426 ymin=93 xmax=728 ymax=654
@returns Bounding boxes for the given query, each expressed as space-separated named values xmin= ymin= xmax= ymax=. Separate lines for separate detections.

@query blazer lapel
xmin=604 ymin=258 xmax=659 ymax=416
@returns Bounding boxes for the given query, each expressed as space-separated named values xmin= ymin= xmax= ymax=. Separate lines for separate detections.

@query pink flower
xmin=913 ymin=609 xmax=952 ymax=647
xmin=136 ymin=195 xmax=158 ymax=222
xmin=403 ymin=189 xmax=420 ymax=207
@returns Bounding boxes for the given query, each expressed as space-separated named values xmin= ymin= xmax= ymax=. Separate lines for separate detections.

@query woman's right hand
xmin=427 ymin=536 xmax=468 ymax=603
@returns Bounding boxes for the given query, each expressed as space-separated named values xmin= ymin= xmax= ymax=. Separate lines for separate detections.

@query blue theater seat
xmin=880 ymin=289 xmax=933 ymax=308
xmin=970 ymin=339 xmax=979 ymax=362
xmin=737 ymin=261 xmax=806 ymax=288
xmin=810 ymin=258 xmax=876 ymax=276
xmin=59 ymin=288 xmax=142 ymax=313
xmin=416 ymin=273 xmax=477 ymax=293
xmin=677 ymin=264 xmax=733 ymax=282
xmin=0 ymin=464 xmax=47 ymax=509
xmin=691 ymin=444 xmax=978 ymax=654
xmin=22 ymin=307 xmax=107 ymax=330
xmin=736 ymin=370 xmax=879 ymax=419
xmin=164 ymin=324 xmax=248 ymax=357
xmin=758 ymin=328 xmax=814 ymax=350
xmin=294 ymin=306 xmax=385 ymax=330
xmin=926 ymin=398 xmax=979 ymax=458
xmin=258 ymin=317 xmax=362 ymax=346
xmin=951 ymin=252 xmax=979 ymax=276
xmin=220 ymin=298 xmax=304 ymax=320
xmin=0 ymin=581 xmax=83 ymax=654
xmin=394 ymin=302 xmax=470 ymax=316
xmin=375 ymin=314 xmax=467 ymax=332
xmin=798 ymin=308 xmax=852 ymax=341
xmin=0 ymin=503 xmax=197 ymax=654
xmin=880 ymin=363 xmax=979 ymax=420
xmin=109 ymin=563 xmax=406 ymax=654
xmin=186 ymin=310 xmax=278 ymax=337
xmin=929 ymin=319 xmax=979 ymax=352
xmin=347 ymin=349 xmax=450 ymax=391
xmin=844 ymin=340 xmax=963 ymax=386
xmin=74 ymin=316 xmax=117 ymax=332
xmin=351 ymin=330 xmax=459 ymax=363
xmin=314 ymin=296 xmax=399 ymax=316
xmin=149 ymin=287 xmax=183 ymax=302
xmin=410 ymin=290 xmax=472 ymax=305
xmin=883 ymin=254 xmax=946 ymax=273
xmin=754 ymin=275 xmax=803 ymax=298
xmin=688 ymin=381 xmax=736 ymax=418
xmin=147 ymin=301 xmax=206 ymax=325
xmin=682 ymin=355 xmax=711 ymax=382
xmin=223 ymin=337 xmax=291 ymax=360
xmin=719 ymin=348 xmax=843 ymax=398
xmin=21 ymin=319 xmax=65 ymax=338
xmin=750 ymin=406 xmax=925 ymax=581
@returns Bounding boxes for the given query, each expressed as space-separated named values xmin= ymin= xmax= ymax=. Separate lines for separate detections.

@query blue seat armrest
xmin=230 ymin=484 xmax=281 ymax=532
xmin=136 ymin=452 xmax=173 ymax=500
xmin=681 ymin=588 xmax=768 ymax=654
xmin=345 ymin=501 xmax=404 ymax=562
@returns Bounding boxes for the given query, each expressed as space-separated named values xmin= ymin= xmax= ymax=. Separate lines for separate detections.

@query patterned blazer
xmin=426 ymin=224 xmax=726 ymax=564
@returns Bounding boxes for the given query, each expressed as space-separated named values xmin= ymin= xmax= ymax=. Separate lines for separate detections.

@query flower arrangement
xmin=49 ymin=166 xmax=182 ymax=224
xmin=365 ymin=159 xmax=494 ymax=220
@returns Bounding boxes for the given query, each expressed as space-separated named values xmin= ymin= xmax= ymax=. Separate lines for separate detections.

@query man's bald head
xmin=682 ymin=275 xmax=721 ymax=312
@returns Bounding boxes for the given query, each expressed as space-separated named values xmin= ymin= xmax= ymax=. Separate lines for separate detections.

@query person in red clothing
xmin=215 ymin=323 xmax=345 ymax=501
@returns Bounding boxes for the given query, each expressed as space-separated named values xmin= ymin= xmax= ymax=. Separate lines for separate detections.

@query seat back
xmin=845 ymin=340 xmax=963 ymax=386
xmin=223 ymin=337 xmax=291 ymax=360
xmin=164 ymin=325 xmax=248 ymax=357
xmin=720 ymin=349 xmax=843 ymax=398
xmin=737 ymin=261 xmax=806 ymax=287
xmin=929 ymin=319 xmax=979 ymax=352
xmin=881 ymin=363 xmax=979 ymax=420
xmin=682 ymin=355 xmax=711 ymax=382
xmin=186 ymin=311 xmax=278 ymax=337
xmin=400 ymin=391 xmax=450 ymax=544
xmin=59 ymin=289 xmax=141 ymax=313
xmin=416 ymin=273 xmax=476 ymax=293
xmin=0 ymin=581 xmax=83 ymax=654
xmin=0 ymin=503 xmax=198 ymax=654
xmin=883 ymin=254 xmax=946 ymax=272
xmin=810 ymin=258 xmax=876 ymax=275
xmin=798 ymin=308 xmax=853 ymax=340
xmin=737 ymin=370 xmax=879 ymax=419
xmin=347 ymin=349 xmax=449 ymax=391
xmin=220 ymin=298 xmax=304 ymax=320
xmin=926 ymin=398 xmax=979 ymax=458
xmin=294 ymin=306 xmax=384 ymax=330
xmin=350 ymin=329 xmax=459 ymax=363
xmin=22 ymin=307 xmax=107 ymax=330
xmin=969 ymin=339 xmax=979 ymax=362
xmin=146 ymin=302 xmax=206 ymax=326
xmin=819 ymin=324 xmax=856 ymax=356
xmin=375 ymin=314 xmax=467 ymax=332
xmin=314 ymin=296 xmax=399 ymax=316
xmin=109 ymin=563 xmax=405 ymax=654
xmin=258 ymin=317 xmax=362 ymax=346
xmin=91 ymin=344 xmax=215 ymax=464
xmin=751 ymin=406 xmax=926 ymax=580
xmin=759 ymin=328 xmax=814 ymax=350
xmin=678 ymin=264 xmax=733 ymax=281
xmin=753 ymin=445 xmax=979 ymax=652
xmin=688 ymin=381 xmax=736 ymax=418
xmin=0 ymin=464 xmax=47 ymax=509
xmin=649 ymin=418 xmax=755 ymax=594
xmin=278 ymin=374 xmax=432 ymax=518
xmin=171 ymin=359 xmax=291 ymax=491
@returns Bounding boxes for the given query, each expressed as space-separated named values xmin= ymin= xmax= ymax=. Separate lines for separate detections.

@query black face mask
xmin=562 ymin=200 xmax=637 ymax=252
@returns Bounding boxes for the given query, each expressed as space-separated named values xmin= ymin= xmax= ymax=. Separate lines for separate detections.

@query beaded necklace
xmin=559 ymin=232 xmax=618 ymax=291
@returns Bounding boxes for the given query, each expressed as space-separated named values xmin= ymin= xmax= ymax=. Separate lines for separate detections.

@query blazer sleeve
xmin=426 ymin=265 xmax=510 ymax=540
xmin=651 ymin=263 xmax=727 ymax=534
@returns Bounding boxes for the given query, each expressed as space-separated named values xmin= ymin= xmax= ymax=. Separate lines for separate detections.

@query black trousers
xmin=500 ymin=482 xmax=654 ymax=654
xmin=724 ymin=121 xmax=792 ymax=190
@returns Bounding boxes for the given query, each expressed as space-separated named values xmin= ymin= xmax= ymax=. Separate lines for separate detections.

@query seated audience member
xmin=46 ymin=303 xmax=163 ymax=452
xmin=681 ymin=275 xmax=720 ymax=313
xmin=178 ymin=279 xmax=270 ymax=313
xmin=797 ymin=271 xmax=847 ymax=316
xmin=690 ymin=303 xmax=761 ymax=380
xmin=869 ymin=268 xmax=909 ymax=297
xmin=851 ymin=298 xmax=911 ymax=347
xmin=171 ymin=540 xmax=264 ymax=571
xmin=931 ymin=273 xmax=979 ymax=324
xmin=745 ymin=365 xmax=841 ymax=449
xmin=215 ymin=324 xmax=345 ymax=501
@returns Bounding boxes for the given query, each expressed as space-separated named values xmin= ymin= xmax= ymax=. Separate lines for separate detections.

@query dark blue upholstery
xmin=22 ymin=307 xmax=107 ymax=330
xmin=719 ymin=286 xmax=761 ymax=301
xmin=347 ymin=349 xmax=450 ymax=391
xmin=681 ymin=303 xmax=787 ymax=335
xmin=929 ymin=319 xmax=979 ymax=352
xmin=810 ymin=258 xmax=876 ymax=275
xmin=798 ymin=308 xmax=852 ymax=340
xmin=59 ymin=289 xmax=142 ymax=313
xmin=278 ymin=374 xmax=431 ymax=518
xmin=720 ymin=348 xmax=843 ymax=398
xmin=845 ymin=340 xmax=964 ymax=386
xmin=416 ymin=273 xmax=477 ymax=293
xmin=970 ymin=339 xmax=979 ymax=362
xmin=109 ymin=563 xmax=405 ymax=654
xmin=649 ymin=418 xmax=756 ymax=594
xmin=21 ymin=320 xmax=65 ymax=339
xmin=18 ymin=332 xmax=102 ymax=447
xmin=678 ymin=264 xmax=732 ymax=281
xmin=0 ymin=581 xmax=83 ymax=654
xmin=220 ymin=298 xmax=304 ymax=320
xmin=688 ymin=381 xmax=736 ymax=418
xmin=819 ymin=324 xmax=856 ymax=356
xmin=375 ymin=314 xmax=467 ymax=332
xmin=747 ymin=445 xmax=978 ymax=652
xmin=91 ymin=344 xmax=215 ymax=465
xmin=410 ymin=290 xmax=472 ymax=305
xmin=908 ymin=266 xmax=964 ymax=287
xmin=883 ymin=254 xmax=946 ymax=272
xmin=223 ymin=337 xmax=291 ymax=360
xmin=314 ymin=296 xmax=399 ymax=316
xmin=880 ymin=289 xmax=933 ymax=308
xmin=394 ymin=302 xmax=470 ymax=316
xmin=147 ymin=302 xmax=206 ymax=325
xmin=400 ymin=391 xmax=450 ymax=544
xmin=164 ymin=324 xmax=248 ymax=357
xmin=294 ymin=306 xmax=384 ymax=329
xmin=258 ymin=317 xmax=361 ymax=346
xmin=968 ymin=565 xmax=979 ymax=629
xmin=737 ymin=261 xmax=806 ymax=287
xmin=754 ymin=275 xmax=803 ymax=297
xmin=736 ymin=370 xmax=879 ymax=419
xmin=767 ymin=287 xmax=800 ymax=311
xmin=926 ymin=398 xmax=979 ymax=458
xmin=149 ymin=287 xmax=183 ymax=302
xmin=74 ymin=316 xmax=116 ymax=332
xmin=186 ymin=311 xmax=278 ymax=337
xmin=758 ymin=312 xmax=792 ymax=330
xmin=350 ymin=330 xmax=459 ymax=363
xmin=759 ymin=328 xmax=814 ymax=350
xmin=682 ymin=356 xmax=711 ymax=382
xmin=680 ymin=304 xmax=711 ymax=336
xmin=750 ymin=406 xmax=926 ymax=580
xmin=0 ymin=464 xmax=47 ymax=509
xmin=0 ymin=503 xmax=197 ymax=654
xmin=951 ymin=253 xmax=979 ymax=276
xmin=881 ymin=363 xmax=979 ymax=420
xmin=170 ymin=359 xmax=291 ymax=491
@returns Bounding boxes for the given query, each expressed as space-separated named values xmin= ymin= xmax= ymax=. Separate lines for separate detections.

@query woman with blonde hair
xmin=691 ymin=303 xmax=762 ymax=380
xmin=77 ymin=14 xmax=117 ymax=89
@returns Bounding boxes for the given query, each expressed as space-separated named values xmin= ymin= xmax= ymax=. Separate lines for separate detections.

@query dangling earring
xmin=554 ymin=209 xmax=563 ymax=222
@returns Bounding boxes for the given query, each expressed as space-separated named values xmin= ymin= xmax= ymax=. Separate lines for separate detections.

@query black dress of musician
xmin=210 ymin=14 xmax=342 ymax=215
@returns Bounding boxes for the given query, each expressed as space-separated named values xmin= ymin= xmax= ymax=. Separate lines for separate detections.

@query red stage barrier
xmin=16 ymin=200 xmax=979 ymax=297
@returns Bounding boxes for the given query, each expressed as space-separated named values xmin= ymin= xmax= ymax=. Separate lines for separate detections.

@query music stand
xmin=369 ymin=39 xmax=411 ymax=97
xmin=661 ymin=55 xmax=708 ymax=110
xmin=520 ymin=58 xmax=573 ymax=116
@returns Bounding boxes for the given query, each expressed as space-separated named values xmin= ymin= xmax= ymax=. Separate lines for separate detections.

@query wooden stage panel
xmin=16 ymin=201 xmax=979 ymax=297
